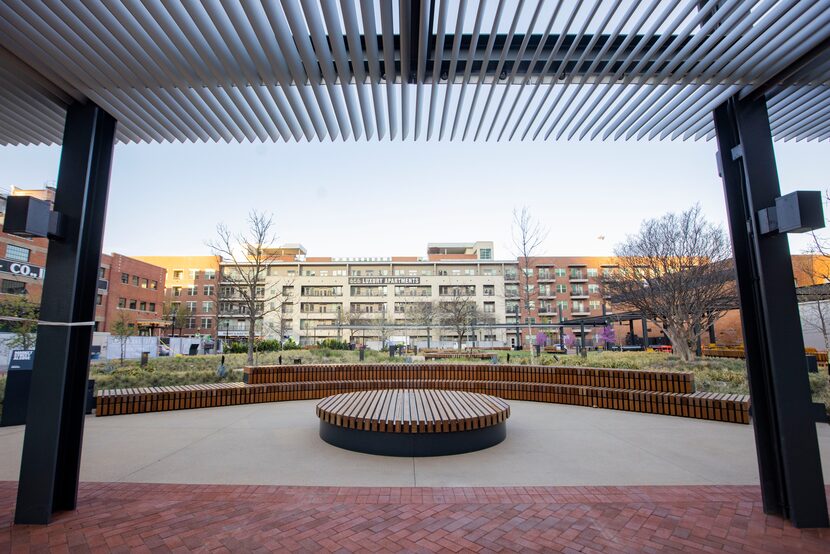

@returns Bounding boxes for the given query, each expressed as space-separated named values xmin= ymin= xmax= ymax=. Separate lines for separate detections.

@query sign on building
xmin=0 ymin=260 xmax=44 ymax=280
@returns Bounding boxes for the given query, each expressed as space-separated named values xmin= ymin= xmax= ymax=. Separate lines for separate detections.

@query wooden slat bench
xmin=315 ymin=389 xmax=510 ymax=456
xmin=95 ymin=363 xmax=751 ymax=424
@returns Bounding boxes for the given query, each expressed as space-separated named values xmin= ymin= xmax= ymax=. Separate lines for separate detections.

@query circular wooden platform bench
xmin=316 ymin=389 xmax=510 ymax=457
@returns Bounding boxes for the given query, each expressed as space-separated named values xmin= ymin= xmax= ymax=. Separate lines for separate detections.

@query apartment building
xmin=133 ymin=255 xmax=221 ymax=338
xmin=95 ymin=254 xmax=166 ymax=333
xmin=218 ymin=242 xmax=509 ymax=347
xmin=506 ymin=256 xmax=620 ymax=348
xmin=0 ymin=186 xmax=53 ymax=301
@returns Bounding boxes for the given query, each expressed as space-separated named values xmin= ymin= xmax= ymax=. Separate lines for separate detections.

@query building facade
xmin=134 ymin=255 xmax=221 ymax=338
xmin=95 ymin=253 xmax=166 ymax=334
xmin=218 ymin=242 xmax=510 ymax=347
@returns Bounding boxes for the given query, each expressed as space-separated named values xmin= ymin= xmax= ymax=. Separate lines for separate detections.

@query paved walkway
xmin=2 ymin=481 xmax=829 ymax=552
xmin=2 ymin=400 xmax=828 ymax=486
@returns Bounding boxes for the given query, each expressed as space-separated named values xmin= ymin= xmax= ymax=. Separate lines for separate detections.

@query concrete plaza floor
xmin=1 ymin=399 xmax=829 ymax=487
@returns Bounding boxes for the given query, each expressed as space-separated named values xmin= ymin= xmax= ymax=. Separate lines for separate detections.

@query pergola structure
xmin=1 ymin=0 xmax=829 ymax=528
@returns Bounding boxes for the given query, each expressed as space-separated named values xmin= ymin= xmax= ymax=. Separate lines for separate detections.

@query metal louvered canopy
xmin=1 ymin=0 xmax=829 ymax=145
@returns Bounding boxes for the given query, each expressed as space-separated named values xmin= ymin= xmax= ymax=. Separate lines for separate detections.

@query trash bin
xmin=140 ymin=351 xmax=149 ymax=367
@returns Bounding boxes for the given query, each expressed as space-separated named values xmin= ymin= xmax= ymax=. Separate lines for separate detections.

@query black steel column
xmin=15 ymin=102 xmax=116 ymax=524
xmin=641 ymin=316 xmax=649 ymax=349
xmin=714 ymin=94 xmax=828 ymax=528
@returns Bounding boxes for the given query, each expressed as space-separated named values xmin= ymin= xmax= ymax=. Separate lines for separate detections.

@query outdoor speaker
xmin=775 ymin=190 xmax=825 ymax=234
xmin=2 ymin=195 xmax=51 ymax=238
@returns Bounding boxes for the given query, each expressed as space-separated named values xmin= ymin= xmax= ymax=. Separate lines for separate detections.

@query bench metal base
xmin=319 ymin=420 xmax=507 ymax=457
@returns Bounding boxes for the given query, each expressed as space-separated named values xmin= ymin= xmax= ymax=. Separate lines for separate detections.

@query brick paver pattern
xmin=1 ymin=481 xmax=829 ymax=552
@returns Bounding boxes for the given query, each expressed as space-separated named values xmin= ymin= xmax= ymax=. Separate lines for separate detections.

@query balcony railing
xmin=302 ymin=290 xmax=342 ymax=297
xmin=569 ymin=273 xmax=588 ymax=282
xmin=537 ymin=272 xmax=554 ymax=281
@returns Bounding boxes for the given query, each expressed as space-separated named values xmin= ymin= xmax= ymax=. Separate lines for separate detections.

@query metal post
xmin=641 ymin=316 xmax=649 ymax=350
xmin=15 ymin=102 xmax=116 ymax=524
xmin=628 ymin=319 xmax=634 ymax=345
xmin=579 ymin=321 xmax=586 ymax=357
xmin=714 ymin=94 xmax=828 ymax=528
xmin=708 ymin=323 xmax=717 ymax=344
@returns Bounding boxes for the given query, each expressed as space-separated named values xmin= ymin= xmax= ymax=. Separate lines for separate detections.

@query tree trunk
xmin=247 ymin=321 xmax=255 ymax=365
xmin=665 ymin=327 xmax=694 ymax=362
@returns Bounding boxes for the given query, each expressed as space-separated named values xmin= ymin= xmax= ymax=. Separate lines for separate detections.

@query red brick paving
xmin=1 ymin=481 xmax=829 ymax=552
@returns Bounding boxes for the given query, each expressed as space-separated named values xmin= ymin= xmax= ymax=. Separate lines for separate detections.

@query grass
xmin=2 ymin=349 xmax=826 ymax=418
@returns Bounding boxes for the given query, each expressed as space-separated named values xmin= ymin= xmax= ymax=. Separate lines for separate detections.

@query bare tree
xmin=163 ymin=301 xmax=188 ymax=338
xmin=375 ymin=310 xmax=392 ymax=349
xmin=341 ymin=304 xmax=368 ymax=345
xmin=439 ymin=295 xmax=481 ymax=351
xmin=604 ymin=205 xmax=737 ymax=362
xmin=512 ymin=207 xmax=548 ymax=357
xmin=207 ymin=211 xmax=289 ymax=365
xmin=412 ymin=301 xmax=438 ymax=349
xmin=111 ymin=310 xmax=136 ymax=365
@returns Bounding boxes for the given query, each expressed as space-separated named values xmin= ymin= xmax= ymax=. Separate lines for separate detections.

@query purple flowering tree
xmin=563 ymin=334 xmax=576 ymax=349
xmin=597 ymin=326 xmax=616 ymax=349
xmin=535 ymin=331 xmax=548 ymax=348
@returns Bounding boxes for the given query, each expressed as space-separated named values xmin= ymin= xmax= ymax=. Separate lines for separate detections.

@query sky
xmin=0 ymin=137 xmax=828 ymax=260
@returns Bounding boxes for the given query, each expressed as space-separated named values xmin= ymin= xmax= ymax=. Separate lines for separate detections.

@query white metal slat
xmin=575 ymin=0 xmax=687 ymax=140
xmin=106 ymin=1 xmax=236 ymax=142
xmin=504 ymin=0 xmax=585 ymax=141
xmin=260 ymin=0 xmax=332 ymax=140
xmin=624 ymin=0 xmax=782 ymax=141
xmin=413 ymin=0 xmax=430 ymax=140
xmin=484 ymin=0 xmax=547 ymax=141
xmin=545 ymin=0 xmax=644 ymax=140
xmin=197 ymin=1 xmax=293 ymax=142
xmin=141 ymin=1 xmax=257 ymax=142
xmin=462 ymin=0 xmax=509 ymax=140
xmin=379 ymin=1 xmax=399 ymax=140
xmin=0 ymin=81 xmax=65 ymax=142
xmin=0 ymin=4 xmax=164 ymax=142
xmin=316 ymin=0 xmax=367 ymax=140
xmin=660 ymin=4 xmax=830 ymax=140
xmin=536 ymin=0 xmax=625 ymax=141
xmin=438 ymin=0 xmax=468 ymax=140
xmin=450 ymin=0 xmax=488 ymax=140
xmin=399 ymin=0 xmax=411 ymax=140
xmin=426 ymin=0 xmax=449 ymax=140
xmin=234 ymin=0 xmax=317 ymax=140
xmin=282 ymin=0 xmax=349 ymax=140
xmin=353 ymin=0 xmax=387 ymax=140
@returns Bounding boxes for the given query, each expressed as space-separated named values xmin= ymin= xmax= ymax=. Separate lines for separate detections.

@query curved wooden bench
xmin=94 ymin=363 xmax=751 ymax=424
xmin=316 ymin=389 xmax=510 ymax=456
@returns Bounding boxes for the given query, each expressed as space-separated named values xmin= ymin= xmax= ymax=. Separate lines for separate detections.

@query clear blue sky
xmin=0 ymin=138 xmax=827 ymax=260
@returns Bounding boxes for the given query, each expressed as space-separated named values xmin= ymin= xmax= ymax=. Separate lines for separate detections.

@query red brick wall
xmin=98 ymin=253 xmax=166 ymax=334
xmin=0 ymin=232 xmax=49 ymax=302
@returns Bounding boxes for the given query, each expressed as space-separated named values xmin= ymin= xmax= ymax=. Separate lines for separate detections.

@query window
xmin=189 ymin=269 xmax=199 ymax=280
xmin=186 ymin=317 xmax=196 ymax=329
xmin=172 ymin=270 xmax=183 ymax=280
xmin=5 ymin=244 xmax=30 ymax=262
xmin=96 ymin=294 xmax=102 ymax=306
xmin=118 ymin=297 xmax=126 ymax=308
xmin=555 ymin=268 xmax=566 ymax=277
xmin=201 ymin=317 xmax=213 ymax=329
xmin=479 ymin=248 xmax=492 ymax=260
xmin=204 ymin=269 xmax=216 ymax=279
xmin=139 ymin=301 xmax=146 ymax=311
xmin=173 ymin=286 xmax=182 ymax=297
xmin=186 ymin=301 xmax=197 ymax=313
xmin=187 ymin=285 xmax=197 ymax=296
xmin=149 ymin=302 xmax=156 ymax=312
xmin=483 ymin=285 xmax=495 ymax=296
xmin=587 ymin=268 xmax=598 ymax=277
xmin=305 ymin=269 xmax=316 ymax=276
xmin=202 ymin=301 xmax=214 ymax=313
xmin=98 ymin=267 xmax=106 ymax=278
xmin=557 ymin=300 xmax=568 ymax=313
xmin=320 ymin=270 xmax=329 ymax=277
xmin=132 ymin=275 xmax=139 ymax=286
xmin=121 ymin=272 xmax=129 ymax=284
xmin=141 ymin=278 xmax=148 ymax=288
xmin=203 ymin=284 xmax=214 ymax=296
xmin=556 ymin=284 xmax=566 ymax=293
xmin=483 ymin=302 xmax=495 ymax=313
xmin=588 ymin=284 xmax=600 ymax=294
xmin=129 ymin=299 xmax=137 ymax=310
xmin=589 ymin=300 xmax=601 ymax=310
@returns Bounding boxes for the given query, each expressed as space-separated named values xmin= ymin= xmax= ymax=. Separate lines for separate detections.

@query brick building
xmin=133 ymin=255 xmax=221 ymax=338
xmin=0 ymin=186 xmax=53 ymax=302
xmin=95 ymin=253 xmax=166 ymax=334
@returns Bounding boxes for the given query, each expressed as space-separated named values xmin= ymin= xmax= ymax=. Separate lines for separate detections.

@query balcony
xmin=569 ymin=273 xmax=588 ymax=282
xmin=571 ymin=309 xmax=591 ymax=317
xmin=570 ymin=291 xmax=589 ymax=299
xmin=302 ymin=290 xmax=342 ymax=297
xmin=536 ymin=272 xmax=555 ymax=282
xmin=504 ymin=273 xmax=518 ymax=282
xmin=537 ymin=290 xmax=556 ymax=299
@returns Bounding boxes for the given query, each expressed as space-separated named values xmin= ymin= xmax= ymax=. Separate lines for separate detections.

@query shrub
xmin=318 ymin=338 xmax=350 ymax=350
xmin=256 ymin=339 xmax=282 ymax=352
xmin=282 ymin=338 xmax=300 ymax=350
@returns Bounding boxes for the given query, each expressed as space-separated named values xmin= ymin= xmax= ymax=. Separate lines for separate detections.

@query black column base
xmin=319 ymin=421 xmax=507 ymax=457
